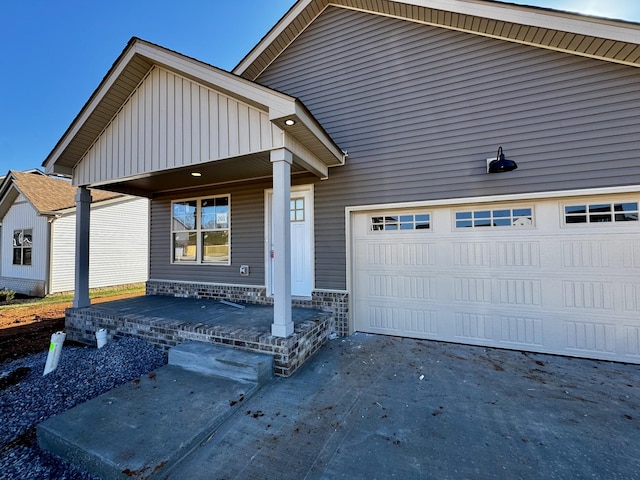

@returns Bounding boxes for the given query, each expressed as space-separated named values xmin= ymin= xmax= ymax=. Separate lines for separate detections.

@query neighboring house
xmin=43 ymin=0 xmax=640 ymax=363
xmin=0 ymin=170 xmax=149 ymax=296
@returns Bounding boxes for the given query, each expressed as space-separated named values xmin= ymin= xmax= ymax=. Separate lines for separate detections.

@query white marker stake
xmin=43 ymin=331 xmax=66 ymax=376
xmin=95 ymin=328 xmax=107 ymax=349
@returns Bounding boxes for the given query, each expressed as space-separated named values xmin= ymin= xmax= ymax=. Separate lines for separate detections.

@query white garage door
xmin=352 ymin=195 xmax=640 ymax=364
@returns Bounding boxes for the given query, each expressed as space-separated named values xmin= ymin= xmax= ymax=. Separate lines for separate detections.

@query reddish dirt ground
xmin=0 ymin=292 xmax=143 ymax=363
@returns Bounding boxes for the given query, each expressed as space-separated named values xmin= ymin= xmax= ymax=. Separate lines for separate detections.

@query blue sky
xmin=1 ymin=0 xmax=638 ymax=175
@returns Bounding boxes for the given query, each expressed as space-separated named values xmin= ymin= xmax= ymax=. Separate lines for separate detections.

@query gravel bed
xmin=0 ymin=336 xmax=167 ymax=479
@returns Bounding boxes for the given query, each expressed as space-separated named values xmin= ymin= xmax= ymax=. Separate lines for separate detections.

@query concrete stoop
xmin=37 ymin=342 xmax=273 ymax=480
xmin=169 ymin=341 xmax=274 ymax=385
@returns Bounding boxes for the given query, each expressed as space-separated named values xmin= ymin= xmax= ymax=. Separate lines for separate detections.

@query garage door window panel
xmin=564 ymin=202 xmax=638 ymax=225
xmin=371 ymin=213 xmax=430 ymax=232
xmin=455 ymin=207 xmax=533 ymax=229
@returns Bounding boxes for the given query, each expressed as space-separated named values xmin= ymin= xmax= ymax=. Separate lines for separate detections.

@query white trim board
xmin=345 ymin=185 xmax=640 ymax=214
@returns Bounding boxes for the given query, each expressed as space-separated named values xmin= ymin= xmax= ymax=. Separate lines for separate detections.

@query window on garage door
xmin=370 ymin=213 xmax=431 ymax=231
xmin=563 ymin=201 xmax=639 ymax=225
xmin=454 ymin=207 xmax=533 ymax=229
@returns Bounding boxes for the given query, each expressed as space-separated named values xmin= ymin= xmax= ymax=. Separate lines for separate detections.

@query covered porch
xmin=42 ymin=38 xmax=346 ymax=351
xmin=65 ymin=295 xmax=334 ymax=376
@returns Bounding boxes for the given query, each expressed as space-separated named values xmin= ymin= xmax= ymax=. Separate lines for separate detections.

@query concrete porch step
xmin=37 ymin=344 xmax=274 ymax=480
xmin=169 ymin=341 xmax=274 ymax=385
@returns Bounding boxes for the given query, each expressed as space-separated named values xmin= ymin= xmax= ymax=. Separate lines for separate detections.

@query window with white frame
xmin=172 ymin=195 xmax=230 ymax=264
xmin=371 ymin=213 xmax=431 ymax=231
xmin=13 ymin=229 xmax=32 ymax=266
xmin=455 ymin=207 xmax=533 ymax=229
xmin=564 ymin=201 xmax=639 ymax=224
xmin=291 ymin=197 xmax=305 ymax=222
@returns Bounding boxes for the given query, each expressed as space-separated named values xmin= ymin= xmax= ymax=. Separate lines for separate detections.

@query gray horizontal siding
xmin=256 ymin=6 xmax=640 ymax=290
xmin=150 ymin=182 xmax=269 ymax=286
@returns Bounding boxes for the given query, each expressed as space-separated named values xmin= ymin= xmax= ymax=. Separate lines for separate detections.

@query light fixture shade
xmin=488 ymin=146 xmax=517 ymax=173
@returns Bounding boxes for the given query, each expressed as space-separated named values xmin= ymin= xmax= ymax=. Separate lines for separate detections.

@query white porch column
xmin=270 ymin=148 xmax=294 ymax=337
xmin=73 ymin=187 xmax=91 ymax=308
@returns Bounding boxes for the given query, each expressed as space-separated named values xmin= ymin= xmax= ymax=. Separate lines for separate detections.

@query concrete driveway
xmin=165 ymin=333 xmax=639 ymax=479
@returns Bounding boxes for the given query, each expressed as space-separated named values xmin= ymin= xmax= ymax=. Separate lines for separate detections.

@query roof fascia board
xmin=234 ymin=0 xmax=324 ymax=75
xmin=0 ymin=183 xmax=20 ymax=219
xmin=397 ymin=0 xmax=640 ymax=44
xmin=43 ymin=47 xmax=139 ymax=174
xmin=283 ymin=133 xmax=329 ymax=178
xmin=234 ymin=0 xmax=640 ymax=77
xmin=293 ymin=103 xmax=345 ymax=165
xmin=51 ymin=194 xmax=131 ymax=216
xmin=0 ymin=172 xmax=16 ymax=202
xmin=44 ymin=39 xmax=301 ymax=175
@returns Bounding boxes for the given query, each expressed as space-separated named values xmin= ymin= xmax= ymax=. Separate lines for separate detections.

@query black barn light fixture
xmin=487 ymin=146 xmax=518 ymax=173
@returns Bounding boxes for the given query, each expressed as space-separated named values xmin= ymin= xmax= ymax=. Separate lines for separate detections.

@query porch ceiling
xmin=89 ymin=151 xmax=311 ymax=198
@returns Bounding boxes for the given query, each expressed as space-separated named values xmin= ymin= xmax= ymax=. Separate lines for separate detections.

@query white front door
xmin=266 ymin=185 xmax=314 ymax=297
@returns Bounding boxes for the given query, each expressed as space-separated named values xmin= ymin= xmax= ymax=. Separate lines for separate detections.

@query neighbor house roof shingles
xmin=10 ymin=171 xmax=120 ymax=214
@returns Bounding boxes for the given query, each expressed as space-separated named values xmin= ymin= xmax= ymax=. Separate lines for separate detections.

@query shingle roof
xmin=10 ymin=170 xmax=121 ymax=213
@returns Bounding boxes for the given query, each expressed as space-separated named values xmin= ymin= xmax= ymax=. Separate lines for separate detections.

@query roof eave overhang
xmin=0 ymin=181 xmax=19 ymax=219
xmin=43 ymin=38 xmax=344 ymax=181
xmin=273 ymin=100 xmax=346 ymax=172
xmin=233 ymin=0 xmax=640 ymax=79
xmin=42 ymin=42 xmax=145 ymax=176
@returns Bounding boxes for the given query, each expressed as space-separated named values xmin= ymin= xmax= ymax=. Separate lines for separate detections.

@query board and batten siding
xmin=50 ymin=197 xmax=149 ymax=293
xmin=75 ymin=67 xmax=280 ymax=186
xmin=0 ymin=194 xmax=49 ymax=282
xmin=255 ymin=6 xmax=640 ymax=291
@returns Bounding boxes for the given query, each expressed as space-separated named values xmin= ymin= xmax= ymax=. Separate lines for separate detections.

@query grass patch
xmin=0 ymin=284 xmax=145 ymax=311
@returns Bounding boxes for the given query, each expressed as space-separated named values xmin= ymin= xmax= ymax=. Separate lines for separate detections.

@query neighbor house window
xmin=13 ymin=229 xmax=32 ymax=266
xmin=172 ymin=195 xmax=230 ymax=264
xmin=564 ymin=202 xmax=638 ymax=224
xmin=371 ymin=213 xmax=430 ymax=231
xmin=455 ymin=207 xmax=533 ymax=228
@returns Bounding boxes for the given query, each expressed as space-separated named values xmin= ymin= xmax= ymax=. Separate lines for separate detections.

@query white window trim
xmin=368 ymin=211 xmax=432 ymax=233
xmin=170 ymin=194 xmax=231 ymax=266
xmin=561 ymin=199 xmax=639 ymax=227
xmin=12 ymin=228 xmax=33 ymax=266
xmin=453 ymin=205 xmax=535 ymax=230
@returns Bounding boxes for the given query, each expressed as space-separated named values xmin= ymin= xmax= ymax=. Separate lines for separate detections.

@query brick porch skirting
xmin=65 ymin=307 xmax=333 ymax=377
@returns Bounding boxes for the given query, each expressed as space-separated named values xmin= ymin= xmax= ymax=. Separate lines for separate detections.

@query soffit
xmin=43 ymin=38 xmax=344 ymax=180
xmin=234 ymin=0 xmax=640 ymax=80
xmin=46 ymin=52 xmax=154 ymax=174
xmin=89 ymin=152 xmax=311 ymax=198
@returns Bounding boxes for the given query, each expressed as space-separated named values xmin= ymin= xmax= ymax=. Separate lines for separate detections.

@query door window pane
xmin=291 ymin=198 xmax=305 ymax=222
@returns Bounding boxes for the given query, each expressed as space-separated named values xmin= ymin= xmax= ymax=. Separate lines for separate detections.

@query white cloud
xmin=503 ymin=0 xmax=640 ymax=22
xmin=553 ymin=0 xmax=640 ymax=20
